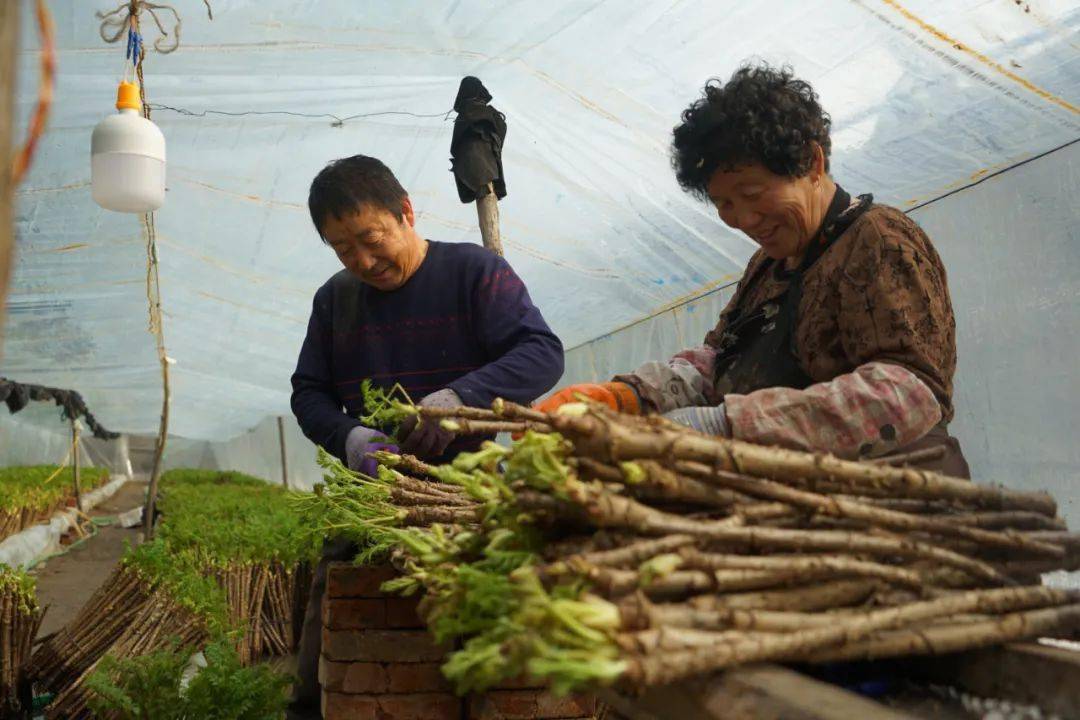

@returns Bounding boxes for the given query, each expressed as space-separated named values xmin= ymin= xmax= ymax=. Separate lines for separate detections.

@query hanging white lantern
xmin=91 ymin=81 xmax=166 ymax=213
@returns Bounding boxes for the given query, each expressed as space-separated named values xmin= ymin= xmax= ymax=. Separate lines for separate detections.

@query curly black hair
xmin=672 ymin=63 xmax=832 ymax=198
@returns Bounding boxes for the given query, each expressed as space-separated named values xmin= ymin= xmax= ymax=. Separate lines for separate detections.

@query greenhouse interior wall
xmin=3 ymin=140 xmax=1077 ymax=507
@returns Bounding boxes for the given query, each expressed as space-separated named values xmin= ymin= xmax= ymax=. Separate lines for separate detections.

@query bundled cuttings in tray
xmin=0 ymin=465 xmax=110 ymax=542
xmin=154 ymin=470 xmax=321 ymax=663
xmin=30 ymin=541 xmax=224 ymax=720
xmin=301 ymin=395 xmax=1080 ymax=695
xmin=32 ymin=470 xmax=321 ymax=719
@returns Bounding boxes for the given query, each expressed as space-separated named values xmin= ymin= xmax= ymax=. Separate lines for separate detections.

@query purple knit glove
xmin=357 ymin=442 xmax=399 ymax=478
xmin=399 ymin=388 xmax=463 ymax=459
xmin=345 ymin=426 xmax=399 ymax=477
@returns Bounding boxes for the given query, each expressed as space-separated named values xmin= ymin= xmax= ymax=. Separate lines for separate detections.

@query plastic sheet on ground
xmin=0 ymin=475 xmax=131 ymax=569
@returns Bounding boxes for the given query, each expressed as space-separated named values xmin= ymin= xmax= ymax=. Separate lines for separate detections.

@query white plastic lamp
xmin=91 ymin=81 xmax=166 ymax=213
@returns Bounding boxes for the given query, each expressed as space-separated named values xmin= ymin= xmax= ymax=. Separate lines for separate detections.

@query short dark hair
xmin=671 ymin=63 xmax=832 ymax=199
xmin=308 ymin=155 xmax=408 ymax=238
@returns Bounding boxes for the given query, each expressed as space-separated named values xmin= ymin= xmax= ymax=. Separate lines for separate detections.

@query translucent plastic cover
xmin=5 ymin=0 xmax=1078 ymax=447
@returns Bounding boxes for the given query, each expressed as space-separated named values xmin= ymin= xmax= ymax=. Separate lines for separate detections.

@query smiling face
xmin=706 ymin=145 xmax=831 ymax=261
xmin=319 ymin=198 xmax=427 ymax=291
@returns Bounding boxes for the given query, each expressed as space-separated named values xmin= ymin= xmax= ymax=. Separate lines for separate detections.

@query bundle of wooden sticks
xmin=307 ymin=398 xmax=1080 ymax=694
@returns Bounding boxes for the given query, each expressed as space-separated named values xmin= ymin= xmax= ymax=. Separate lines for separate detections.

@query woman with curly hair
xmin=539 ymin=63 xmax=968 ymax=476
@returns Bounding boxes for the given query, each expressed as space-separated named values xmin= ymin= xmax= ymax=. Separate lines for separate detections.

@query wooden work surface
xmin=598 ymin=664 xmax=916 ymax=720
xmin=916 ymin=641 xmax=1080 ymax=720
xmin=599 ymin=642 xmax=1080 ymax=720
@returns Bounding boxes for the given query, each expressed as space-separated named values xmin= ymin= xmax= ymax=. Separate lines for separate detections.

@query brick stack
xmin=320 ymin=562 xmax=458 ymax=719
xmin=470 ymin=676 xmax=597 ymax=720
xmin=320 ymin=562 xmax=598 ymax=720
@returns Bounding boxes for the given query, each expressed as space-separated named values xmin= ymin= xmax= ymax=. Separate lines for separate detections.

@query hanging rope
xmin=107 ymin=2 xmax=198 ymax=540
xmin=96 ymin=0 xmax=213 ymax=55
xmin=11 ymin=0 xmax=56 ymax=185
xmin=38 ymin=435 xmax=77 ymax=489
xmin=135 ymin=49 xmax=164 ymax=339
xmin=135 ymin=41 xmax=171 ymax=540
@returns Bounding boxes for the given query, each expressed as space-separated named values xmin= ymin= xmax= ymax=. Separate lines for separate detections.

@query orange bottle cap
xmin=116 ymin=81 xmax=141 ymax=111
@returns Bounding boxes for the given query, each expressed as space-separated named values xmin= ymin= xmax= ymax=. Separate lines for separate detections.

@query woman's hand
xmin=399 ymin=389 xmax=463 ymax=459
xmin=662 ymin=404 xmax=731 ymax=437
xmin=344 ymin=426 xmax=399 ymax=477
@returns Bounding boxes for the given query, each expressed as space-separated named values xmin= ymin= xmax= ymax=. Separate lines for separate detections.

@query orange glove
xmin=533 ymin=382 xmax=641 ymax=415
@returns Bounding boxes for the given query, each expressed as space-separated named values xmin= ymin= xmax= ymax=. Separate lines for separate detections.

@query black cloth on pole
xmin=450 ymin=76 xmax=507 ymax=203
xmin=0 ymin=377 xmax=120 ymax=439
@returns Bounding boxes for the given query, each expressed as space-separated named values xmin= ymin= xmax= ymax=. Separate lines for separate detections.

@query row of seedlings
xmin=31 ymin=469 xmax=321 ymax=719
xmin=0 ymin=465 xmax=109 ymax=542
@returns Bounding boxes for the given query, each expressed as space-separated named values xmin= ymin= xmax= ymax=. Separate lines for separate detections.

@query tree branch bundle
xmin=303 ymin=399 xmax=1080 ymax=694
xmin=0 ymin=569 xmax=43 ymax=716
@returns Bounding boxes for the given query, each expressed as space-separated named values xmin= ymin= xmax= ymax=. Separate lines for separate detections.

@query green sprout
xmin=505 ymin=432 xmax=576 ymax=496
xmin=359 ymin=379 xmax=416 ymax=435
xmin=638 ymin=553 xmax=683 ymax=587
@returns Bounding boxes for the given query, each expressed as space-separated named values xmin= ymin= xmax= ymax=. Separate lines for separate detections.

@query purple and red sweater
xmin=291 ymin=241 xmax=564 ymax=462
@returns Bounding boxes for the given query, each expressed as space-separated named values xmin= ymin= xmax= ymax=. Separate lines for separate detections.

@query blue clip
xmin=126 ymin=28 xmax=143 ymax=64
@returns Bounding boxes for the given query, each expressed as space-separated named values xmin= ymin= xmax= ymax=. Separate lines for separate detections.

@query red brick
xmin=491 ymin=675 xmax=547 ymax=690
xmin=321 ymin=628 xmax=448 ymax=663
xmin=323 ymin=692 xmax=461 ymax=720
xmin=319 ymin=658 xmax=452 ymax=693
xmin=468 ymin=689 xmax=596 ymax=719
xmin=323 ymin=598 xmax=388 ymax=629
xmin=386 ymin=662 xmax=453 ymax=693
xmin=385 ymin=594 xmax=425 ymax=628
xmin=320 ymin=658 xmax=386 ymax=693
xmin=326 ymin=562 xmax=399 ymax=598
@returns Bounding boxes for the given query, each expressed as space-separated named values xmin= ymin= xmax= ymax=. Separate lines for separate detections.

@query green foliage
xmin=423 ymin=564 xmax=517 ymax=644
xmin=86 ymin=639 xmax=187 ymax=719
xmin=358 ymin=379 xmax=416 ymax=436
xmin=87 ymin=639 xmax=291 ymax=720
xmin=158 ymin=469 xmax=267 ymax=489
xmin=158 ymin=470 xmax=323 ymax=567
xmin=638 ymin=553 xmax=683 ymax=587
xmin=118 ymin=468 xmax=324 ymax=636
xmin=182 ymin=641 xmax=292 ymax=719
xmin=442 ymin=617 xmax=526 ymax=694
xmin=503 ymin=432 xmax=575 ymax=497
xmin=301 ymin=428 xmax=631 ymax=695
xmin=0 ymin=564 xmax=38 ymax=614
xmin=0 ymin=465 xmax=110 ymax=514
xmin=121 ymin=542 xmax=230 ymax=634
xmin=443 ymin=569 xmax=625 ymax=695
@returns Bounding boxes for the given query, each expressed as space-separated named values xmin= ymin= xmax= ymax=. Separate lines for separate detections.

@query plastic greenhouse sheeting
xmin=4 ymin=0 xmax=1079 ymax=442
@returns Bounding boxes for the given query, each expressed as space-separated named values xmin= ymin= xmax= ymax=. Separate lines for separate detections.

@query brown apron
xmin=711 ymin=185 xmax=970 ymax=478
xmin=887 ymin=424 xmax=970 ymax=478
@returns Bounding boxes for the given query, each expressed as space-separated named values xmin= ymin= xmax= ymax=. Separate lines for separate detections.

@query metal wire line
xmin=146 ymin=102 xmax=455 ymax=127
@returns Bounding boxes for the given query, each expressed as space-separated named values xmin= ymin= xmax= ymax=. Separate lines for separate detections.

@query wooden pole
xmin=277 ymin=416 xmax=289 ymax=489
xmin=137 ymin=34 xmax=171 ymax=542
xmin=71 ymin=419 xmax=83 ymax=512
xmin=0 ymin=0 xmax=17 ymax=353
xmin=141 ymin=251 xmax=169 ymax=541
xmin=476 ymin=183 xmax=503 ymax=256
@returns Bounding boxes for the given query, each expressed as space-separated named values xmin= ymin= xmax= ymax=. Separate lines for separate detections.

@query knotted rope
xmin=96 ymin=0 xmax=213 ymax=55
